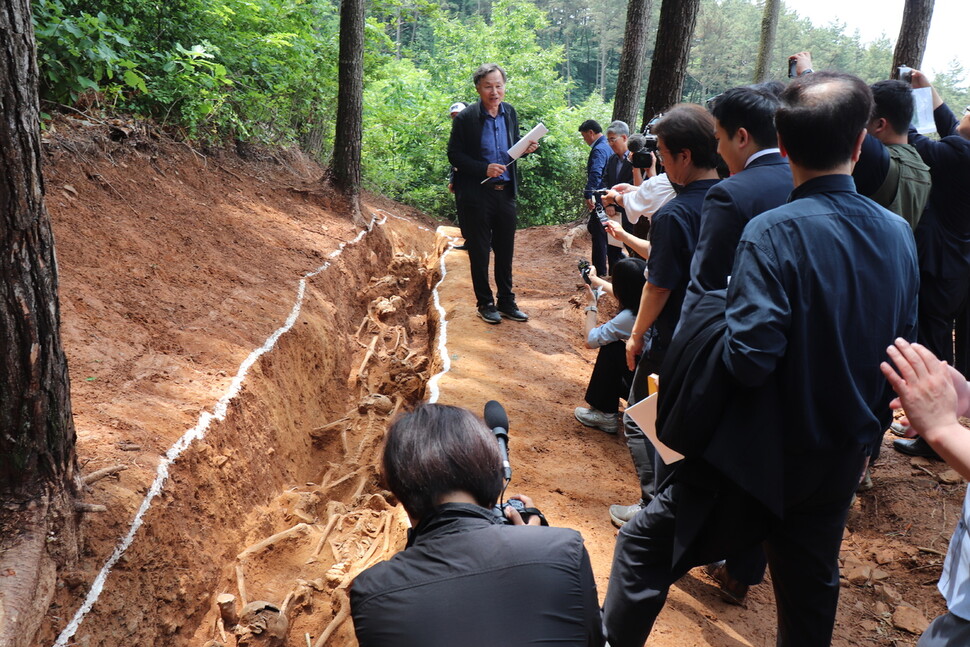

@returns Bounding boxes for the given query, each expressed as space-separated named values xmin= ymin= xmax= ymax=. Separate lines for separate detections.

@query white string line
xmin=53 ymin=211 xmax=389 ymax=647
xmin=425 ymin=230 xmax=459 ymax=404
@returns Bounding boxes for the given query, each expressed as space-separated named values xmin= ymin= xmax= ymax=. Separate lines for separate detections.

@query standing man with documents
xmin=449 ymin=63 xmax=539 ymax=325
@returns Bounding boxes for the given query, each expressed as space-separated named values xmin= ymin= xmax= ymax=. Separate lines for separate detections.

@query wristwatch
xmin=585 ymin=306 xmax=598 ymax=313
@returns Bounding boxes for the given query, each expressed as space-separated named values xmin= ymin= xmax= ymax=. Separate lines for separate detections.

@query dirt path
xmin=34 ymin=119 xmax=965 ymax=646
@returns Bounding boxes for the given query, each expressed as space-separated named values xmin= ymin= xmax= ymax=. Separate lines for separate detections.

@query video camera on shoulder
xmin=629 ymin=114 xmax=662 ymax=170
xmin=483 ymin=401 xmax=548 ymax=526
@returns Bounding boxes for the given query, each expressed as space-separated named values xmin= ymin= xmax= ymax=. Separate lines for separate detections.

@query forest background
xmin=34 ymin=0 xmax=970 ymax=226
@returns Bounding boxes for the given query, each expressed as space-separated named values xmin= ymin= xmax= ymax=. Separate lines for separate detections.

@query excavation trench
xmin=52 ymin=218 xmax=445 ymax=647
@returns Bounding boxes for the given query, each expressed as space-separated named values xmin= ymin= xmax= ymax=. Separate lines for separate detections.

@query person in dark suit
xmin=608 ymin=104 xmax=721 ymax=527
xmin=681 ymin=84 xmax=793 ymax=319
xmin=601 ymin=120 xmax=636 ymax=270
xmin=603 ymin=72 xmax=919 ymax=647
xmin=448 ymin=63 xmax=538 ymax=325
xmin=893 ymin=70 xmax=970 ymax=458
xmin=676 ymin=84 xmax=794 ymax=603
xmin=580 ymin=119 xmax=613 ymax=277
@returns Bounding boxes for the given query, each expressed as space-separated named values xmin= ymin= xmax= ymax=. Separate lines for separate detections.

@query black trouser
xmin=604 ymin=448 xmax=865 ymax=647
xmin=587 ymin=213 xmax=624 ymax=277
xmin=917 ymin=269 xmax=970 ymax=365
xmin=622 ymin=350 xmax=660 ymax=503
xmin=585 ymin=341 xmax=633 ymax=414
xmin=457 ymin=185 xmax=517 ymax=308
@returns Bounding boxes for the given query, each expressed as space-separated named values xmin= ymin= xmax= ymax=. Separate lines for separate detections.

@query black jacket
xmin=351 ymin=503 xmax=603 ymax=647
xmin=448 ymin=100 xmax=524 ymax=199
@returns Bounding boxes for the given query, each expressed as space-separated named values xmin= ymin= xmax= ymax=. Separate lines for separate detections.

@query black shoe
xmin=705 ymin=561 xmax=750 ymax=606
xmin=893 ymin=436 xmax=941 ymax=460
xmin=498 ymin=304 xmax=529 ymax=322
xmin=452 ymin=243 xmax=468 ymax=251
xmin=477 ymin=305 xmax=502 ymax=324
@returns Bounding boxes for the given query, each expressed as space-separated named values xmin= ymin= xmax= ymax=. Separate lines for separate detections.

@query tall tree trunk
xmin=891 ymin=0 xmax=935 ymax=78
xmin=641 ymin=0 xmax=700 ymax=129
xmin=612 ymin=0 xmax=652 ymax=128
xmin=1 ymin=0 xmax=81 ymax=643
xmin=331 ymin=0 xmax=365 ymax=225
xmin=753 ymin=0 xmax=780 ymax=83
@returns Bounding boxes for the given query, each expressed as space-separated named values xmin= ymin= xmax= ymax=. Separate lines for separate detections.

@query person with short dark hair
xmin=669 ymin=83 xmax=794 ymax=603
xmin=603 ymin=71 xmax=919 ymax=647
xmin=609 ymin=104 xmax=720 ymax=527
xmin=574 ymin=257 xmax=648 ymax=434
xmin=449 ymin=63 xmax=538 ymax=325
xmin=579 ymin=119 xmax=613 ymax=276
xmin=351 ymin=404 xmax=604 ymax=647
xmin=680 ymin=84 xmax=793 ymax=319
xmin=796 ymin=54 xmax=932 ymax=231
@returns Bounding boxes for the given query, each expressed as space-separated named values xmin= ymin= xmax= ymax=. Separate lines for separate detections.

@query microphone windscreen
xmin=484 ymin=400 xmax=509 ymax=431
xmin=628 ymin=133 xmax=646 ymax=152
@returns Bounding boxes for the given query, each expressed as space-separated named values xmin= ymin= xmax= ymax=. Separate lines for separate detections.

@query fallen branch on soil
xmin=917 ymin=546 xmax=946 ymax=557
xmin=74 ymin=502 xmax=108 ymax=513
xmin=86 ymin=172 xmax=140 ymax=216
xmin=82 ymin=464 xmax=128 ymax=485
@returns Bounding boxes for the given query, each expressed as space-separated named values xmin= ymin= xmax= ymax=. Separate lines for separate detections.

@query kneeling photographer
xmin=351 ymin=403 xmax=603 ymax=647
xmin=574 ymin=257 xmax=648 ymax=435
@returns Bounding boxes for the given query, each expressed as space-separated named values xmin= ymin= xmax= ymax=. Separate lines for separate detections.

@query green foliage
xmin=363 ymin=0 xmax=585 ymax=226
xmin=34 ymin=0 xmax=345 ymax=141
xmin=33 ymin=0 xmax=145 ymax=104
xmin=34 ymin=0 xmax=943 ymax=228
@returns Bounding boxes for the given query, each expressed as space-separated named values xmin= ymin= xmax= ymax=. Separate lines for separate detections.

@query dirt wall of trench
xmin=36 ymin=118 xmax=437 ymax=646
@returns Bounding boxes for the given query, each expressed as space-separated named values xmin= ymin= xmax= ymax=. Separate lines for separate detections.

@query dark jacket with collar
xmin=681 ymin=151 xmax=792 ymax=319
xmin=448 ymin=100 xmax=524 ymax=199
xmin=350 ymin=503 xmax=603 ymax=647
xmin=584 ymin=135 xmax=612 ymax=199
xmin=661 ymin=175 xmax=917 ymax=517
xmin=910 ymin=103 xmax=970 ymax=277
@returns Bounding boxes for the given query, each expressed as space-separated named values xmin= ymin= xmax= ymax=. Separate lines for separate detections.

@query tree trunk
xmin=331 ymin=0 xmax=365 ymax=225
xmin=753 ymin=0 xmax=780 ymax=83
xmin=891 ymin=0 xmax=935 ymax=78
xmin=1 ymin=0 xmax=81 ymax=643
xmin=641 ymin=0 xmax=701 ymax=129
xmin=612 ymin=0 xmax=652 ymax=128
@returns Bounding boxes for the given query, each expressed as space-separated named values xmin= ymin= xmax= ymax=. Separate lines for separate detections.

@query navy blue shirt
xmin=481 ymin=104 xmax=512 ymax=183
xmin=584 ymin=136 xmax=612 ymax=199
xmin=723 ymin=174 xmax=919 ymax=452
xmin=851 ymin=133 xmax=890 ymax=198
xmin=646 ymin=178 xmax=719 ymax=368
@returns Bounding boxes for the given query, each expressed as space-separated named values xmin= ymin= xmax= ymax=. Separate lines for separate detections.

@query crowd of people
xmin=347 ymin=58 xmax=970 ymax=647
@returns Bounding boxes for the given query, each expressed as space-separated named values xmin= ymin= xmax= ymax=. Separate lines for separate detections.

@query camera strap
xmin=521 ymin=507 xmax=549 ymax=526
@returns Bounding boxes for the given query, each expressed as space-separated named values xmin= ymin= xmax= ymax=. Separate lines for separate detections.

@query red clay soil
xmin=30 ymin=115 xmax=966 ymax=646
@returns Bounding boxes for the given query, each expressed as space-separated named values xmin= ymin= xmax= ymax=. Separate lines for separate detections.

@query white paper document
xmin=911 ymin=87 xmax=936 ymax=134
xmin=625 ymin=392 xmax=684 ymax=465
xmin=508 ymin=122 xmax=549 ymax=160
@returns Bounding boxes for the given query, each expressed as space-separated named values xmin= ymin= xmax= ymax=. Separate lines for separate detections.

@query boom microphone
xmin=484 ymin=400 xmax=512 ymax=482
xmin=627 ymin=133 xmax=646 ymax=153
